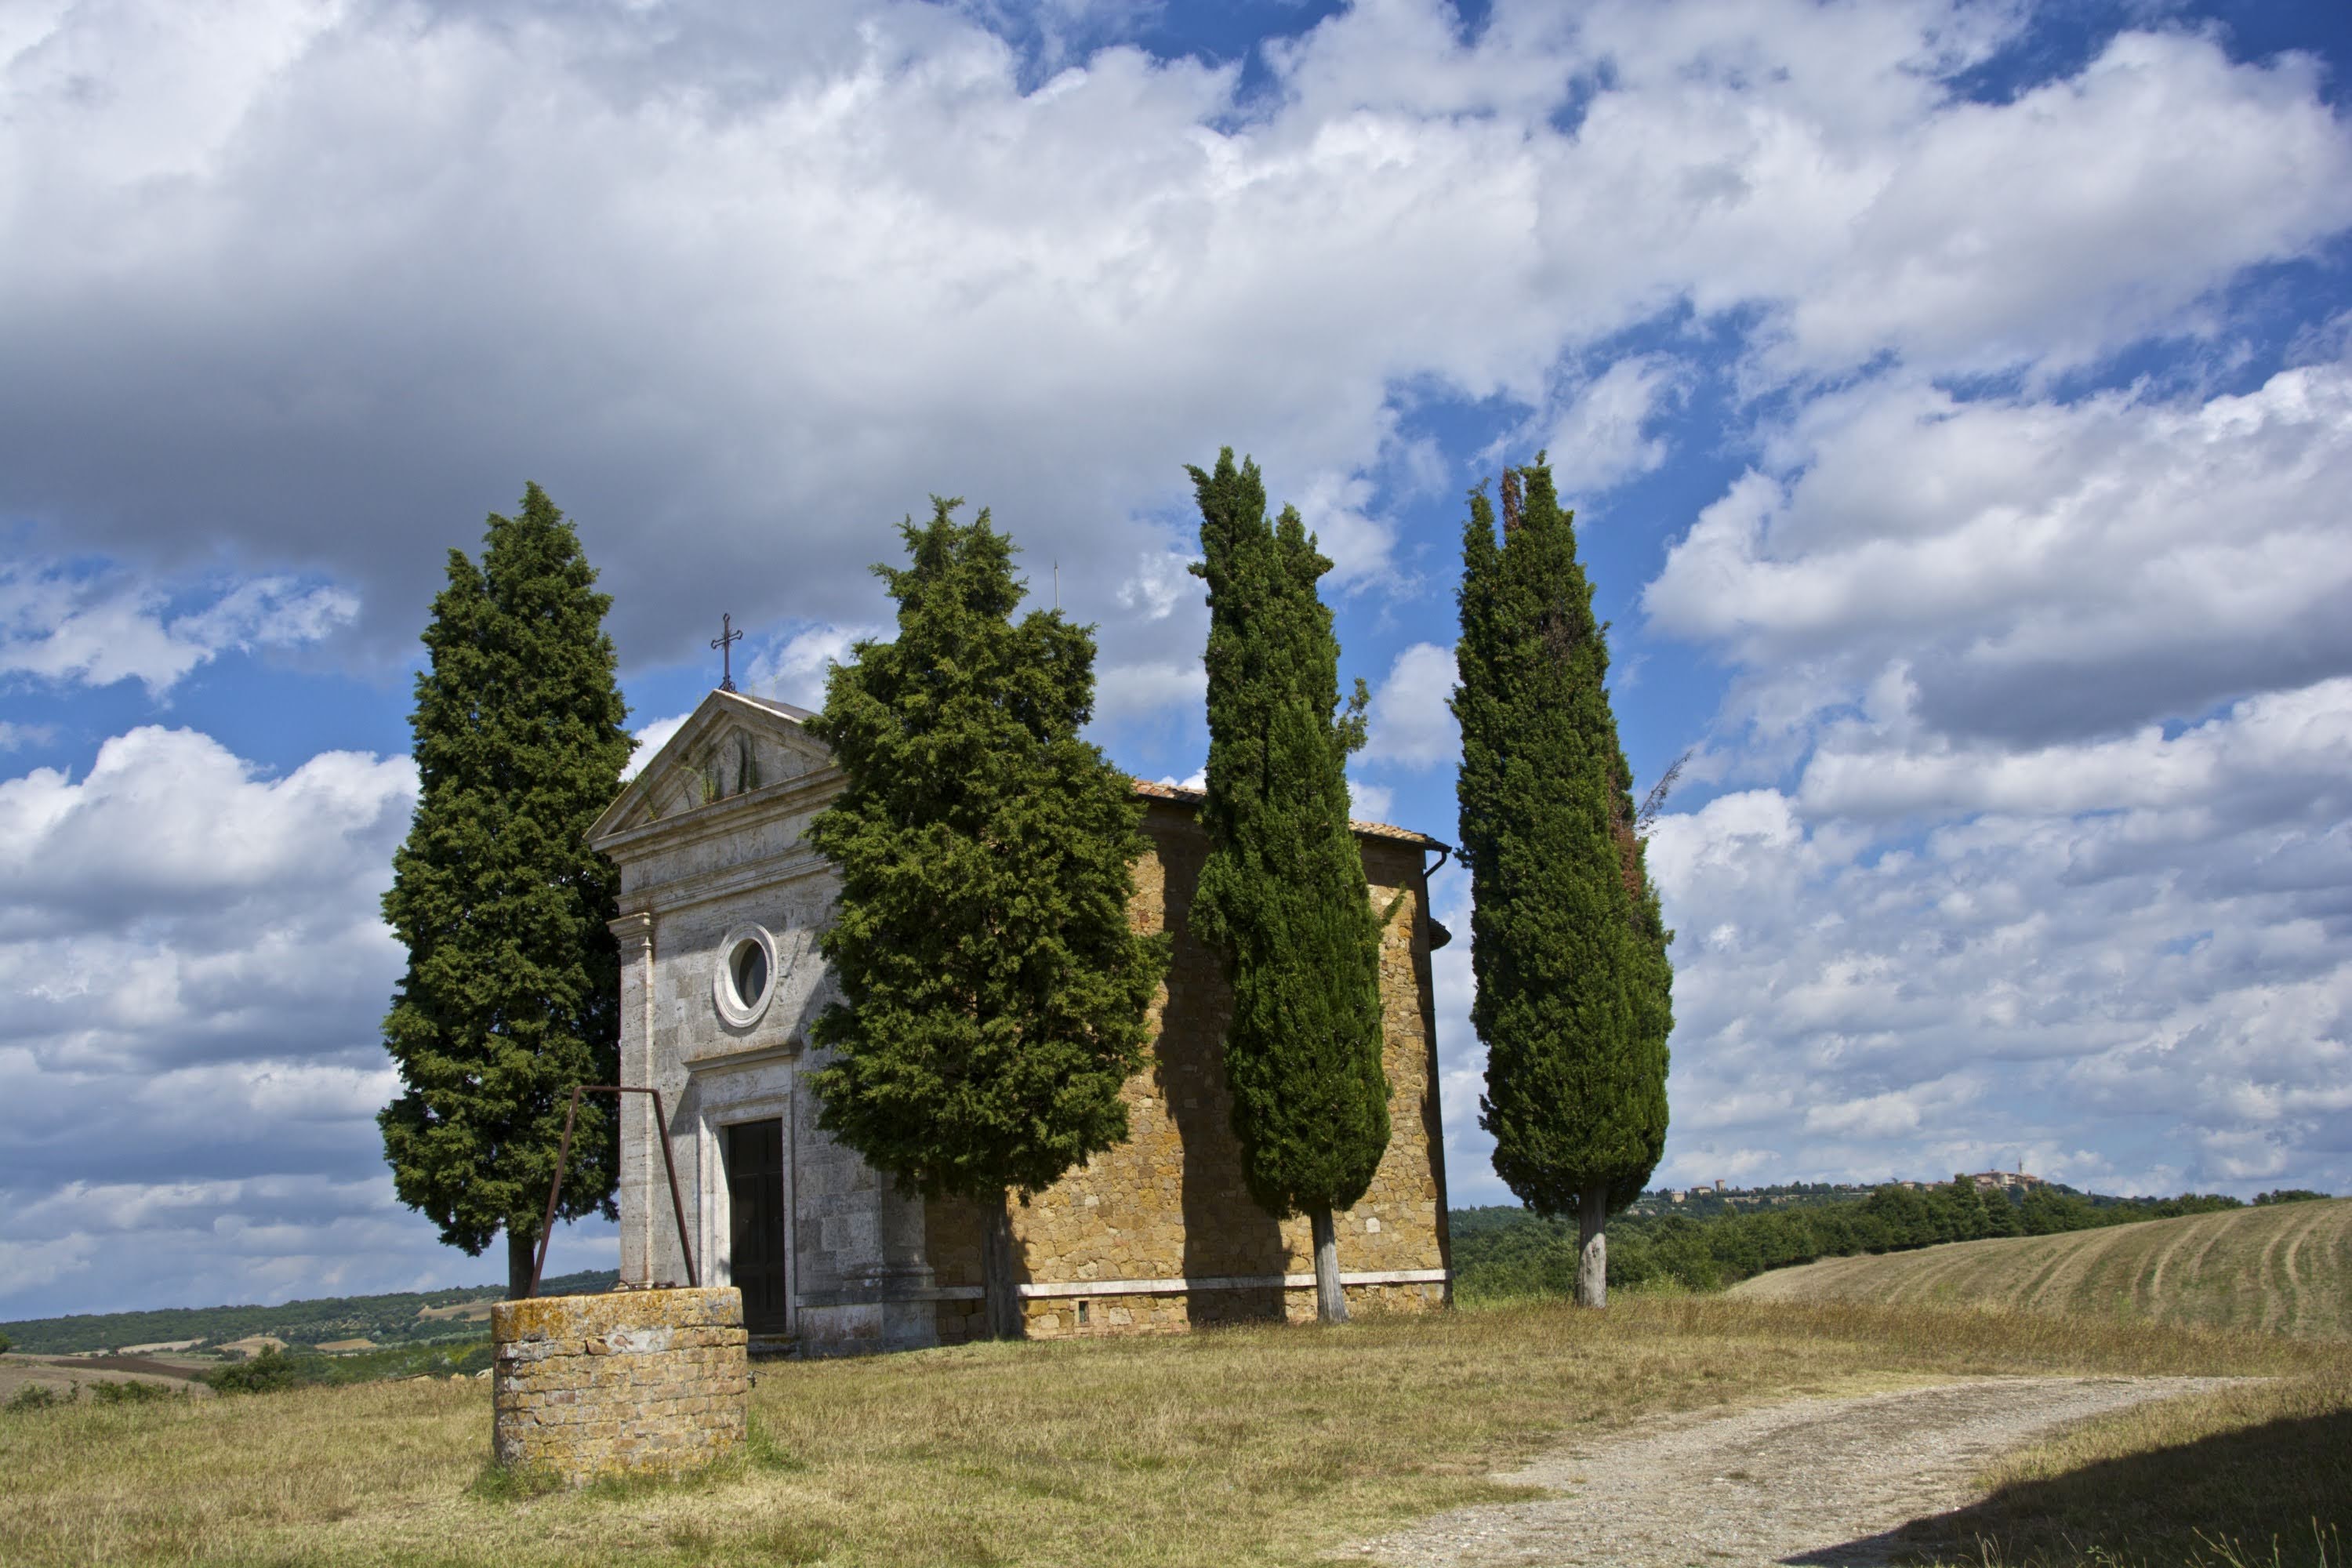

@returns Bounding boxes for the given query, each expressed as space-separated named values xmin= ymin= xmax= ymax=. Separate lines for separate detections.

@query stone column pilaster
xmin=609 ymin=911 xmax=657 ymax=1287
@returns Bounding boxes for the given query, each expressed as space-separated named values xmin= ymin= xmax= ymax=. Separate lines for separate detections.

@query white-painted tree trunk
xmin=1311 ymin=1207 xmax=1349 ymax=1323
xmin=982 ymin=1191 xmax=1025 ymax=1340
xmin=1576 ymin=1183 xmax=1607 ymax=1309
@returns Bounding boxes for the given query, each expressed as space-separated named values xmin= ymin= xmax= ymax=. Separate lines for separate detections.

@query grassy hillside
xmin=2 ymin=1297 xmax=2342 ymax=1568
xmin=1450 ymin=1184 xmax=2274 ymax=1300
xmin=0 ymin=1270 xmax=619 ymax=1356
xmin=1729 ymin=1196 xmax=2352 ymax=1338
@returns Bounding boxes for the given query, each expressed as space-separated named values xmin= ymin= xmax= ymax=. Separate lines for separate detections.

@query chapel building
xmin=587 ymin=688 xmax=1454 ymax=1354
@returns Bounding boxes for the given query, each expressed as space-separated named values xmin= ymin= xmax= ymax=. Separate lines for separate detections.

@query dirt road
xmin=1354 ymin=1375 xmax=2238 ymax=1567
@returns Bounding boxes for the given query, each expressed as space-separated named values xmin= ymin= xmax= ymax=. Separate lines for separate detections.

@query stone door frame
xmin=692 ymin=1063 xmax=797 ymax=1339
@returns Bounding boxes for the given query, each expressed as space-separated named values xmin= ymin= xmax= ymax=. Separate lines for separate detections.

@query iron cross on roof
xmin=710 ymin=612 xmax=743 ymax=693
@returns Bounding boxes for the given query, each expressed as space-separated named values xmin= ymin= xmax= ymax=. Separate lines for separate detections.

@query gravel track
xmin=1352 ymin=1375 xmax=2240 ymax=1568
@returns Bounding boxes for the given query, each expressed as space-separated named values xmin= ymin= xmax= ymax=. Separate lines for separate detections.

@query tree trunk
xmin=982 ymin=1190 xmax=1026 ymax=1341
xmin=1575 ymin=1183 xmax=1607 ymax=1309
xmin=507 ymin=1226 xmax=539 ymax=1301
xmin=1311 ymin=1207 xmax=1349 ymax=1324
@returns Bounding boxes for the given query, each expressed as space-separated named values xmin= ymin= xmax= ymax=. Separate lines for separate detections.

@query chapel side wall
xmin=1338 ymin=835 xmax=1453 ymax=1314
xmin=926 ymin=808 xmax=1451 ymax=1340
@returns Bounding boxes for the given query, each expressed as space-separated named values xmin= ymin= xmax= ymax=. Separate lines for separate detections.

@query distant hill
xmin=0 ymin=1269 xmax=621 ymax=1356
xmin=1727 ymin=1199 xmax=2352 ymax=1338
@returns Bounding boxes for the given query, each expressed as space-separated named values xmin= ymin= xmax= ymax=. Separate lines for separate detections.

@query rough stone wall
xmin=925 ymin=805 xmax=1452 ymax=1340
xmin=490 ymin=1287 xmax=748 ymax=1484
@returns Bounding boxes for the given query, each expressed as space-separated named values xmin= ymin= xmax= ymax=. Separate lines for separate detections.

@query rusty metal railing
xmin=524 ymin=1085 xmax=698 ymax=1299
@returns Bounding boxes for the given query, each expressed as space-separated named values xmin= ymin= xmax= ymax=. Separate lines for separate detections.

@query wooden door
xmin=723 ymin=1119 xmax=789 ymax=1335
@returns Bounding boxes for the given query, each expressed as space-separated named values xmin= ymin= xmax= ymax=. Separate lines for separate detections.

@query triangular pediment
xmin=590 ymin=690 xmax=837 ymax=846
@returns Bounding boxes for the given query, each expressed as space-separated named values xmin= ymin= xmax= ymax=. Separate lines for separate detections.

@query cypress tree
xmin=379 ymin=483 xmax=633 ymax=1298
xmin=804 ymin=499 xmax=1167 ymax=1339
xmin=1451 ymin=457 xmax=1672 ymax=1308
xmin=1188 ymin=448 xmax=1388 ymax=1325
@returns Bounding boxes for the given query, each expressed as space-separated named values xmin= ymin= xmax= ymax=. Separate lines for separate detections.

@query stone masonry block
xmin=491 ymin=1287 xmax=747 ymax=1486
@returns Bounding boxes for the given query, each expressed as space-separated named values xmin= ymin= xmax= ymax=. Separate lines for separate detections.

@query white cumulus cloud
xmin=1544 ymin=355 xmax=1686 ymax=499
xmin=4 ymin=0 xmax=2341 ymax=673
xmin=1363 ymin=641 xmax=1457 ymax=769
xmin=1647 ymin=360 xmax=2352 ymax=747
xmin=0 ymin=565 xmax=358 ymax=699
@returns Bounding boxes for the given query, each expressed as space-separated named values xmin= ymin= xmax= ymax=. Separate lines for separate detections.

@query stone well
xmin=490 ymin=1286 xmax=749 ymax=1485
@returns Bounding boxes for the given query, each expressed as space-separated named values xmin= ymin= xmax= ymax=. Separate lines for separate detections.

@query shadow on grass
xmin=1786 ymin=1408 xmax=2351 ymax=1567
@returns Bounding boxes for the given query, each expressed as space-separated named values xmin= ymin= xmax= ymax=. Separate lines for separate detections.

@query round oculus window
xmin=712 ymin=924 xmax=779 ymax=1028
xmin=731 ymin=942 xmax=768 ymax=1008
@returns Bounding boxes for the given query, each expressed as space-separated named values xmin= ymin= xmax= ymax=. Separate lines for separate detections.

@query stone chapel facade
xmin=587 ymin=688 xmax=1454 ymax=1355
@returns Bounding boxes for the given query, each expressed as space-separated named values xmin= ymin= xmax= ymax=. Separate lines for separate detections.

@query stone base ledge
xmin=830 ymin=1267 xmax=1453 ymax=1304
xmin=1021 ymin=1267 xmax=1450 ymax=1298
xmin=490 ymin=1287 xmax=747 ymax=1486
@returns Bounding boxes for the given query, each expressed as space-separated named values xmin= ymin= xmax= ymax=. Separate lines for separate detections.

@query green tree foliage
xmin=379 ymin=485 xmax=633 ymax=1298
xmin=1187 ymin=448 xmax=1387 ymax=1324
xmin=90 ymin=1379 xmax=182 ymax=1406
xmin=1982 ymin=1185 xmax=2028 ymax=1237
xmin=804 ymin=500 xmax=1167 ymax=1339
xmin=2254 ymin=1189 xmax=2331 ymax=1206
xmin=1452 ymin=459 xmax=1671 ymax=1305
xmin=2020 ymin=1185 xmax=2104 ymax=1236
xmin=205 ymin=1346 xmax=307 ymax=1396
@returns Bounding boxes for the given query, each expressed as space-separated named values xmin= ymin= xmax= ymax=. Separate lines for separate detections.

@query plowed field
xmin=1728 ymin=1198 xmax=2352 ymax=1338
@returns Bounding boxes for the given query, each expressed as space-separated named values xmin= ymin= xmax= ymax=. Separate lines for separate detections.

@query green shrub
xmin=5 ymin=1382 xmax=70 ymax=1412
xmin=92 ymin=1378 xmax=184 ymax=1405
xmin=205 ymin=1346 xmax=312 ymax=1395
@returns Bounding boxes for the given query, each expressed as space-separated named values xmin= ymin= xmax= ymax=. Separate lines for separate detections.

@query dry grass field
xmin=1730 ymin=1198 xmax=2352 ymax=1338
xmin=2 ymin=1296 xmax=2344 ymax=1568
xmin=1905 ymin=1366 xmax=2351 ymax=1567
xmin=417 ymin=1299 xmax=496 ymax=1325
xmin=0 ymin=1352 xmax=210 ymax=1405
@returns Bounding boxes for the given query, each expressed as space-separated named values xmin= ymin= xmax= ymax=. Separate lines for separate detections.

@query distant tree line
xmin=0 ymin=1269 xmax=618 ymax=1357
xmin=1451 ymin=1182 xmax=2300 ymax=1300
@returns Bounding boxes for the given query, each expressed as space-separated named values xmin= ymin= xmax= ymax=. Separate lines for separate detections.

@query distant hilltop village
xmin=1628 ymin=1169 xmax=2046 ymax=1217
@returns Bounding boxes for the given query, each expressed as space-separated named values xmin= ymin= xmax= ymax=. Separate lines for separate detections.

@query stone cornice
xmin=616 ymin=847 xmax=835 ymax=916
xmin=595 ymin=769 xmax=844 ymax=862
xmin=681 ymin=1038 xmax=801 ymax=1072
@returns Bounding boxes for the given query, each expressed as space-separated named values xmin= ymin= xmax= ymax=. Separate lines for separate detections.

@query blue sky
xmin=4 ymin=0 xmax=2349 ymax=1318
